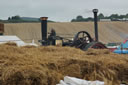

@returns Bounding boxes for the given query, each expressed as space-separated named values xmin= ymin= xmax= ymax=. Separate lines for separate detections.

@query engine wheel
xmin=71 ymin=31 xmax=93 ymax=48
xmin=82 ymin=41 xmax=107 ymax=51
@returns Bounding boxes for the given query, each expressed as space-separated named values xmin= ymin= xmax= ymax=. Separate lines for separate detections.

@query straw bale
xmin=2 ymin=65 xmax=48 ymax=85
xmin=85 ymin=48 xmax=111 ymax=55
xmin=2 ymin=42 xmax=17 ymax=46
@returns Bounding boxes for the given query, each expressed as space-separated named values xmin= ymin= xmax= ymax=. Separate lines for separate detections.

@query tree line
xmin=71 ymin=13 xmax=128 ymax=22
xmin=0 ymin=15 xmax=54 ymax=23
xmin=7 ymin=15 xmax=41 ymax=23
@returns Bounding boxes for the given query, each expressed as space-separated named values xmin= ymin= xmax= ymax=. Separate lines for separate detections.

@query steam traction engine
xmin=39 ymin=9 xmax=106 ymax=50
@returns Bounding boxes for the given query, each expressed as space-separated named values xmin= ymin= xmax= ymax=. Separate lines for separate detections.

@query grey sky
xmin=0 ymin=0 xmax=128 ymax=22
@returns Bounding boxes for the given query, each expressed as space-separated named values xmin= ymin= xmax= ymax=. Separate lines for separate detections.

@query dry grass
xmin=0 ymin=43 xmax=128 ymax=85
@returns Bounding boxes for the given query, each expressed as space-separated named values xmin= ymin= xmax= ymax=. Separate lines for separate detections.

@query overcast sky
xmin=0 ymin=0 xmax=127 ymax=22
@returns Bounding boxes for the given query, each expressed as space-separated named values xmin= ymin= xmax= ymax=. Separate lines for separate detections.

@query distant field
xmin=4 ymin=21 xmax=128 ymax=44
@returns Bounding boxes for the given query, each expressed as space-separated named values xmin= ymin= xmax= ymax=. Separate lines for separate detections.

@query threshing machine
xmin=114 ymin=39 xmax=128 ymax=54
xmin=39 ymin=9 xmax=106 ymax=51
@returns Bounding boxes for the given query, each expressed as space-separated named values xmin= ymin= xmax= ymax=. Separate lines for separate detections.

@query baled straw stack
xmin=0 ymin=43 xmax=128 ymax=85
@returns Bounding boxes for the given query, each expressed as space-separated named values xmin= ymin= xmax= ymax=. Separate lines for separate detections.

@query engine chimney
xmin=93 ymin=9 xmax=98 ymax=42
xmin=40 ymin=17 xmax=48 ymax=45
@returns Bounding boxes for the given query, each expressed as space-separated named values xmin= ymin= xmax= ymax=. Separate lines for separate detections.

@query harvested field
xmin=0 ymin=43 xmax=128 ymax=85
xmin=4 ymin=21 xmax=128 ymax=45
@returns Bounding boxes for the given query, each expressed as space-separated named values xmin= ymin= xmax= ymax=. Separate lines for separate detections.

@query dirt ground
xmin=0 ymin=43 xmax=128 ymax=85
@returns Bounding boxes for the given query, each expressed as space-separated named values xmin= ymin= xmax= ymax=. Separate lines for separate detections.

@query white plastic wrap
xmin=57 ymin=76 xmax=125 ymax=85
